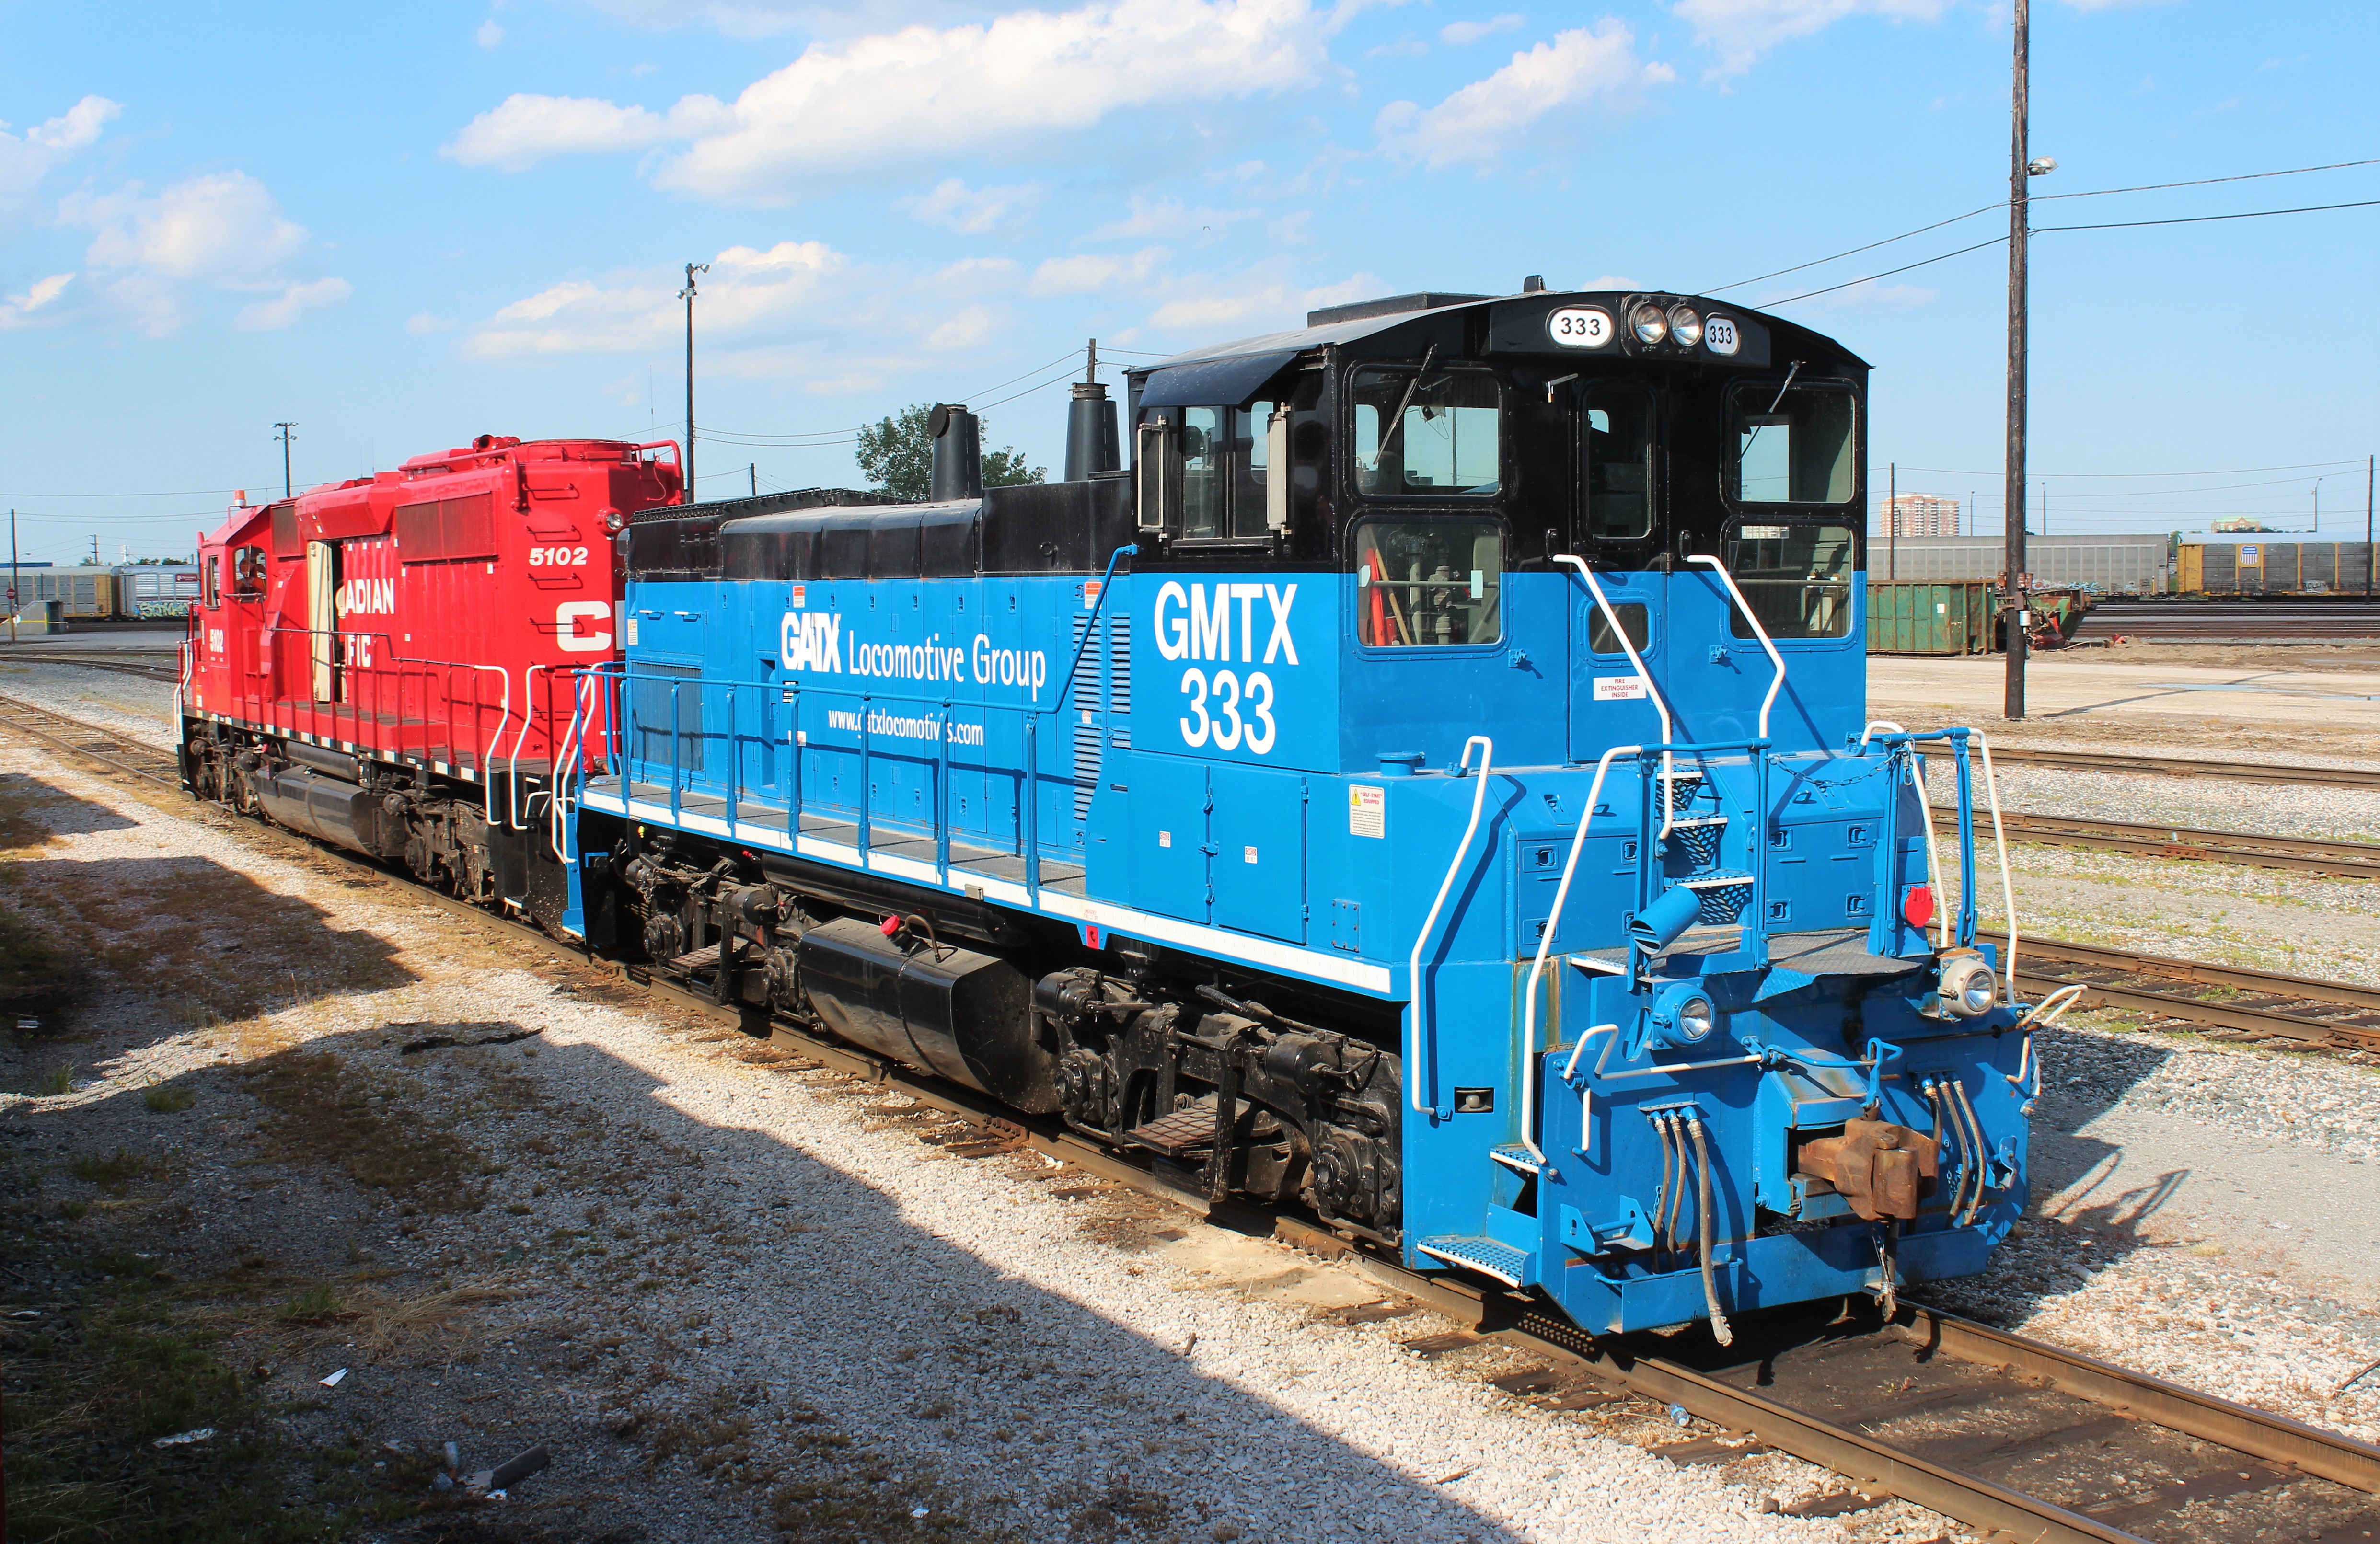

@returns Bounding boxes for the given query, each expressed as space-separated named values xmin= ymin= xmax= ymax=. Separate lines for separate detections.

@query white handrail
xmin=506 ymin=663 xmax=549 ymax=831
xmin=550 ymin=671 xmax=596 ymax=867
xmin=463 ymin=664 xmax=511 ymax=823
xmin=1686 ymin=554 xmax=1785 ymax=739
xmin=1971 ymin=730 xmax=2020 ymax=999
xmin=1518 ymin=743 xmax=1640 ymax=1160
xmin=1860 ymin=719 xmax=1949 ymax=951
xmin=1553 ymin=555 xmax=1677 ymax=836
xmin=1406 ymin=735 xmax=1494 ymax=1118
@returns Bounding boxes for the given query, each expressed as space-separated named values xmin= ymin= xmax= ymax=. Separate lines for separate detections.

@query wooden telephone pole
xmin=2004 ymin=0 xmax=2031 ymax=719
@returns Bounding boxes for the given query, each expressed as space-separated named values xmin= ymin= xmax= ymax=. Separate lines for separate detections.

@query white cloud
xmin=444 ymin=0 xmax=1334 ymax=199
xmin=581 ymin=0 xmax=1052 ymax=39
xmin=902 ymin=177 xmax=1048 ymax=234
xmin=64 ymin=170 xmax=345 ymax=335
xmin=238 ymin=276 xmax=354 ymax=331
xmin=0 ymin=95 xmax=121 ymax=231
xmin=443 ymin=93 xmax=733 ymax=172
xmin=0 ymin=272 xmax=75 ymax=330
xmin=1671 ymin=0 xmax=1947 ymax=82
xmin=1145 ymin=265 xmax=1376 ymax=334
xmin=1375 ymin=22 xmax=1673 ymax=168
xmin=78 ymin=172 xmax=307 ymax=287
xmin=1028 ymin=247 xmax=1167 ymax=297
xmin=475 ymin=18 xmax=506 ymax=47
xmin=1092 ymin=194 xmax=1257 ymax=241
xmin=463 ymin=239 xmax=849 ymax=358
xmin=1441 ymin=12 xmax=1524 ymax=45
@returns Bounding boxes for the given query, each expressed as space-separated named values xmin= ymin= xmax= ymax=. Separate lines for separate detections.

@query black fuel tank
xmin=796 ymin=917 xmax=1056 ymax=1113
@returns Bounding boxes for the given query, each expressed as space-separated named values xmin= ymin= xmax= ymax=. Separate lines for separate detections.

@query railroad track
xmin=1963 ymin=807 xmax=2380 ymax=880
xmin=1991 ymin=930 xmax=2380 ymax=1058
xmin=1985 ymin=745 xmax=2380 ymax=790
xmin=5 ymin=693 xmax=2379 ymax=1544
xmin=0 ymin=648 xmax=183 ymax=683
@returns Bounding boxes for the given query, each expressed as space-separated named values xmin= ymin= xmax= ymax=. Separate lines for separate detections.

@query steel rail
xmin=1984 ymin=744 xmax=2380 ymax=789
xmin=8 ymin=697 xmax=2380 ymax=1543
xmin=1951 ymin=805 xmax=2380 ymax=879
xmin=1978 ymin=927 xmax=2380 ymax=1052
xmin=0 ymin=650 xmax=184 ymax=682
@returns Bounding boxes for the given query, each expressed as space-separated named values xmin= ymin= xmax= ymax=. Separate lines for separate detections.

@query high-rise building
xmin=1881 ymin=494 xmax=1960 ymax=537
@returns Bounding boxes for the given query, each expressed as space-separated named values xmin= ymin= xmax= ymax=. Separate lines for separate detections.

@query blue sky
xmin=2 ymin=0 xmax=2373 ymax=564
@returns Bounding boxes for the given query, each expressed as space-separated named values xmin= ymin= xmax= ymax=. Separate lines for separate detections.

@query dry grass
xmin=246 ymin=1049 xmax=485 ymax=1210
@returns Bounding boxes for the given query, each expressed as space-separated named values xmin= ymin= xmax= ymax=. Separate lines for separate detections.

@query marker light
xmin=601 ymin=507 xmax=627 ymax=534
xmin=1666 ymin=306 xmax=1703 ymax=348
xmin=1630 ymin=302 xmax=1669 ymax=346
xmin=1937 ymin=951 xmax=1997 ymax=1018
xmin=1903 ymin=884 xmax=1935 ymax=928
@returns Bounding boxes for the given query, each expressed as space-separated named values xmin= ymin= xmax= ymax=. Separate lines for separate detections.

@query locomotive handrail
xmin=1552 ymin=555 xmax=1677 ymax=837
xmin=1686 ymin=554 xmax=1786 ymax=740
xmin=253 ymin=626 xmax=511 ymax=821
xmin=1858 ymin=727 xmax=2021 ymax=996
xmin=507 ymin=663 xmax=553 ymax=831
xmin=1407 ymin=734 xmax=1494 ymax=1121
xmin=1859 ymin=720 xmax=1950 ymax=951
xmin=1518 ymin=741 xmax=1641 ymax=1162
xmin=1045 ymin=543 xmax=1138 ymax=716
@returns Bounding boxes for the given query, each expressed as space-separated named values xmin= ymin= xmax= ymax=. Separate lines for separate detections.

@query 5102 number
xmin=1177 ymin=668 xmax=1276 ymax=754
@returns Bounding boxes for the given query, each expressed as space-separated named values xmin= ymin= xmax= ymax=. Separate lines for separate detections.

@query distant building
xmin=1881 ymin=494 xmax=1960 ymax=538
xmin=2211 ymin=517 xmax=2278 ymax=533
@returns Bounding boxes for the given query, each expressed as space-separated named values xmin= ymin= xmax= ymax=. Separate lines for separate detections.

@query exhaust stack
xmin=928 ymin=403 xmax=982 ymax=501
xmin=1063 ymin=338 xmax=1120 ymax=481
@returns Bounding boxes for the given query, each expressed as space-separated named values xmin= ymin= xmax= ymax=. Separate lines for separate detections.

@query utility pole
xmin=2041 ymin=485 xmax=2047 ymax=536
xmin=275 ymin=421 xmax=298 ymax=499
xmin=9 ymin=508 xmax=18 ymax=644
xmin=2004 ymin=0 xmax=2050 ymax=717
xmin=1888 ymin=462 xmax=1897 ymax=580
xmin=679 ymin=262 xmax=709 ymax=495
xmin=2311 ymin=476 xmax=2322 ymax=532
xmin=2351 ymin=452 xmax=2370 ymax=597
xmin=749 ymin=463 xmax=757 ymax=497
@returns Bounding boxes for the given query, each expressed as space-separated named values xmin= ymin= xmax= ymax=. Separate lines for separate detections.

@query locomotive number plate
xmin=1546 ymin=307 xmax=1614 ymax=348
xmin=1704 ymin=315 xmax=1741 ymax=356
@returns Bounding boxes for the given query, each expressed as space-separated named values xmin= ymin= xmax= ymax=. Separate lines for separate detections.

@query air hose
xmin=1686 ymin=1116 xmax=1733 ymax=1348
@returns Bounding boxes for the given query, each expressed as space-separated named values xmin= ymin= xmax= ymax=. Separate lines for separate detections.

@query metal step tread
xmin=1489 ymin=1143 xmax=1542 ymax=1176
xmin=1417 ymin=1233 xmax=1536 ymax=1289
xmin=1125 ymin=1097 xmax=1219 ymax=1158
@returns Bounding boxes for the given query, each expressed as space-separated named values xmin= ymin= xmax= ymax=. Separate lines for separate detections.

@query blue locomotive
xmin=561 ymin=285 xmax=2035 ymax=1340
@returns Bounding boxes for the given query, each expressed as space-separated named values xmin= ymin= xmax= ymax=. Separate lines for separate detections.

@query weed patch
xmin=144 ymin=1082 xmax=197 ymax=1113
xmin=246 ymin=1049 xmax=483 ymax=1210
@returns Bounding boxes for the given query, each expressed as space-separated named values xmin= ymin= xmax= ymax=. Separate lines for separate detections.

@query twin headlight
xmin=1630 ymin=302 xmax=1706 ymax=348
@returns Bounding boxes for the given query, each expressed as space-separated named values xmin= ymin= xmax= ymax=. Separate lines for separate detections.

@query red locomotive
xmin=181 ymin=434 xmax=678 ymax=925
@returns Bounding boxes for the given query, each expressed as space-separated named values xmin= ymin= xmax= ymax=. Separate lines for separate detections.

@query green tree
xmin=856 ymin=403 xmax=1046 ymax=500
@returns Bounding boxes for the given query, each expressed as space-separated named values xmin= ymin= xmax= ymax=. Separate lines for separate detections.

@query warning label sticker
xmin=1349 ymin=784 xmax=1386 ymax=839
xmin=1593 ymin=675 xmax=1648 ymax=702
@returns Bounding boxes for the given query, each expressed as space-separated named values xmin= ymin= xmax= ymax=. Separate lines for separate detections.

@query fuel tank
xmin=796 ymin=916 xmax=1056 ymax=1112
xmin=252 ymin=763 xmax=404 ymax=860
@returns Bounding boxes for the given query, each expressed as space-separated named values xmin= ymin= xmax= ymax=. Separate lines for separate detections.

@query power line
xmin=2037 ymin=196 xmax=2380 ymax=232
xmin=1710 ymin=153 xmax=2380 ymax=296
xmin=1873 ymin=458 xmax=2365 ymax=479
xmin=1759 ymin=196 xmax=2378 ymax=308
xmin=2032 ymin=155 xmax=2380 ymax=202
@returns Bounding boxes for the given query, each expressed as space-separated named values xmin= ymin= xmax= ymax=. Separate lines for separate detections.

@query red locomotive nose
xmin=1903 ymin=885 xmax=1936 ymax=928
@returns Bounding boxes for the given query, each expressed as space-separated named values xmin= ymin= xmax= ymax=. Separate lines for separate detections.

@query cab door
xmin=1566 ymin=382 xmax=1668 ymax=763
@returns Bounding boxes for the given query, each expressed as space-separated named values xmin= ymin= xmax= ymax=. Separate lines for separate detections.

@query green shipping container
xmin=1867 ymin=580 xmax=1995 ymax=655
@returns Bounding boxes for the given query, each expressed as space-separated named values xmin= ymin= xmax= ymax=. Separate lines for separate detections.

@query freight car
xmin=180 ymin=434 xmax=681 ymax=926
xmin=555 ymin=287 xmax=2037 ymax=1340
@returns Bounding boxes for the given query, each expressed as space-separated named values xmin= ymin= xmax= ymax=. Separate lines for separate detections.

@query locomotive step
xmin=1416 ymin=1234 xmax=1538 ymax=1290
xmin=1489 ymin=1143 xmax=1542 ymax=1176
xmin=1124 ymin=1097 xmax=1221 ymax=1157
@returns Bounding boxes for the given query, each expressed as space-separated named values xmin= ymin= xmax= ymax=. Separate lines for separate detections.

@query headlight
xmin=601 ymin=507 xmax=626 ymax=534
xmin=1666 ymin=305 xmax=1703 ymax=347
xmin=1938 ymin=952 xmax=1997 ymax=1018
xmin=1630 ymin=301 xmax=1668 ymax=346
xmin=1675 ymin=993 xmax=1715 ymax=1043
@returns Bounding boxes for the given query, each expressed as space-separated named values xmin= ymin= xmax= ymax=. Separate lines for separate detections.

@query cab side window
xmin=203 ymin=554 xmax=221 ymax=608
xmin=1353 ymin=519 xmax=1503 ymax=646
xmin=1351 ymin=369 xmax=1502 ymax=497
xmin=1583 ymin=388 xmax=1654 ymax=541
xmin=232 ymin=546 xmax=267 ymax=600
